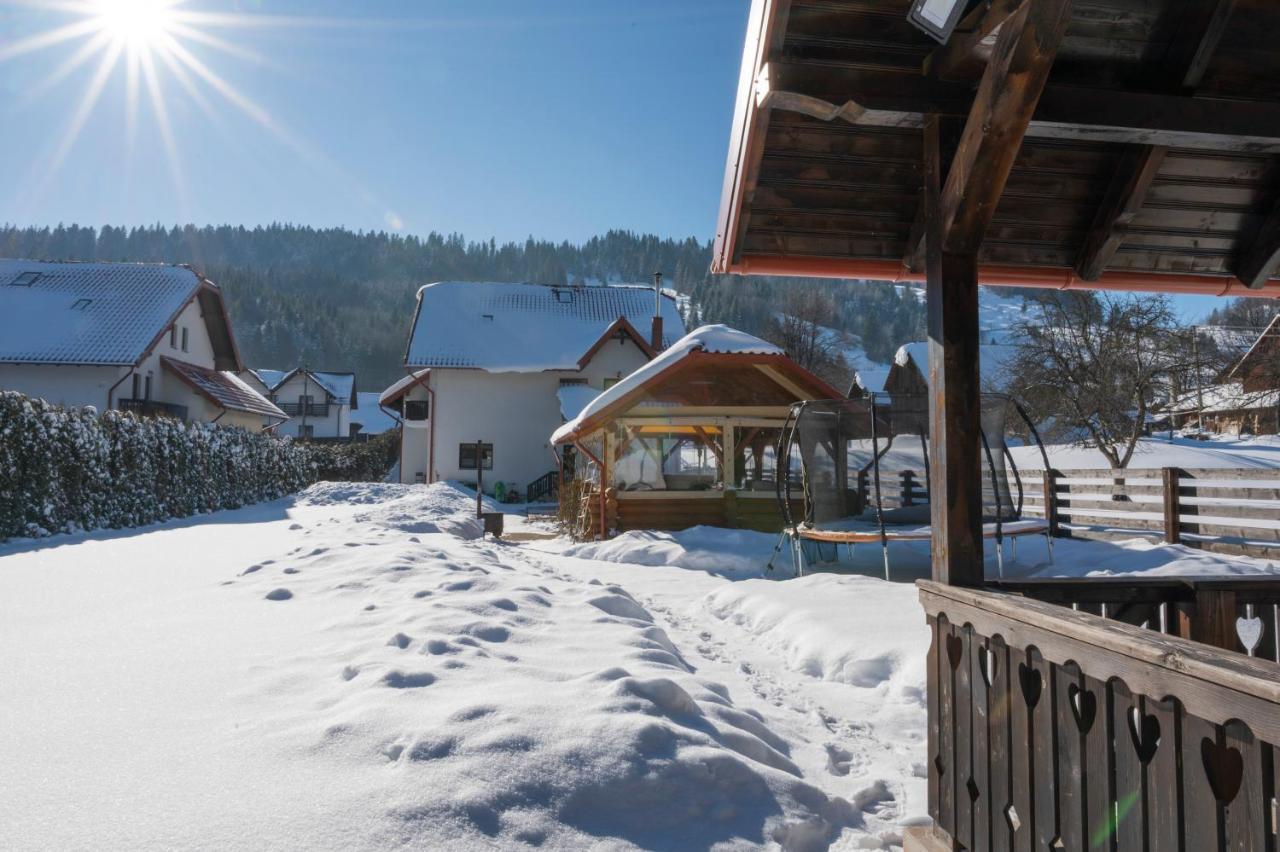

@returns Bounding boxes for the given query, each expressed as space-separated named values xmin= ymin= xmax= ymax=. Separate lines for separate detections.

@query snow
xmin=552 ymin=324 xmax=784 ymax=443
xmin=1010 ymin=434 xmax=1280 ymax=470
xmin=379 ymin=368 xmax=428 ymax=406
xmin=1165 ymin=382 xmax=1280 ymax=416
xmin=5 ymin=477 xmax=1279 ymax=851
xmin=351 ymin=392 xmax=398 ymax=434
xmin=556 ymin=383 xmax=600 ymax=421
xmin=405 ymin=282 xmax=687 ymax=373
xmin=0 ymin=259 xmax=201 ymax=365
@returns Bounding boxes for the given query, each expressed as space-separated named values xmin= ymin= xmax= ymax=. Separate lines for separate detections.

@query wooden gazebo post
xmin=923 ymin=0 xmax=1072 ymax=587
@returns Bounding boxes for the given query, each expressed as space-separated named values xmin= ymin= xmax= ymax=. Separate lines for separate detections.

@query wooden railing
xmin=527 ymin=470 xmax=559 ymax=504
xmin=1023 ymin=467 xmax=1280 ymax=557
xmin=987 ymin=577 xmax=1280 ymax=660
xmin=119 ymin=398 xmax=188 ymax=420
xmin=920 ymin=580 xmax=1280 ymax=851
xmin=277 ymin=402 xmax=330 ymax=417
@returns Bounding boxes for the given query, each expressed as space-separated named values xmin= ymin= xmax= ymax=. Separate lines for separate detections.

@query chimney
xmin=650 ymin=271 xmax=664 ymax=353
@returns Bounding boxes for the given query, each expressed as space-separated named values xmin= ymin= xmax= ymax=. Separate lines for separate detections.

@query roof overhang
xmin=713 ymin=0 xmax=1280 ymax=298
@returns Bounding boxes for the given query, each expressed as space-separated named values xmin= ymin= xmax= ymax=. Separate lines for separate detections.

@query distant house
xmin=856 ymin=340 xmax=1020 ymax=398
xmin=0 ymin=259 xmax=285 ymax=430
xmin=351 ymin=392 xmax=398 ymax=436
xmin=1166 ymin=316 xmax=1280 ymax=435
xmin=380 ymin=281 xmax=686 ymax=498
xmin=240 ymin=368 xmax=358 ymax=439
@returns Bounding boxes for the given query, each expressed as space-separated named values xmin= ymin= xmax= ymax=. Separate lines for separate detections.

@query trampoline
xmin=772 ymin=393 xmax=1053 ymax=578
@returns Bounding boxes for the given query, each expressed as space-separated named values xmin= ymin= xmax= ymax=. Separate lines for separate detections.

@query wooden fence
xmin=1022 ymin=468 xmax=1280 ymax=557
xmin=920 ymin=580 xmax=1280 ymax=852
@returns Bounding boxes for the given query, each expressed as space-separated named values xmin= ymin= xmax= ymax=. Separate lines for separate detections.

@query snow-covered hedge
xmin=0 ymin=391 xmax=392 ymax=541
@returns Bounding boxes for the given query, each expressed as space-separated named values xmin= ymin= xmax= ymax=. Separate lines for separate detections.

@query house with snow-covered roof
xmin=240 ymin=367 xmax=359 ymax=439
xmin=0 ymin=259 xmax=285 ymax=430
xmin=379 ymin=281 xmax=685 ymax=499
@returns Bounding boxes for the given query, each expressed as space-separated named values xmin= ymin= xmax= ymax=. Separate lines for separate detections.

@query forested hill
xmin=0 ymin=224 xmax=927 ymax=388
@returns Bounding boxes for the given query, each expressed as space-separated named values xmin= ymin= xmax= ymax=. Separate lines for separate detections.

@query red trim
xmin=576 ymin=316 xmax=658 ymax=369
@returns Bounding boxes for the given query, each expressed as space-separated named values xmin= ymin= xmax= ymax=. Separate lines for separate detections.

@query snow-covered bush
xmin=0 ymin=391 xmax=315 ymax=541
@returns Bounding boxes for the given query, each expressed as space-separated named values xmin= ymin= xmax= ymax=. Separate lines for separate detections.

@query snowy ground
xmin=1010 ymin=434 xmax=1280 ymax=470
xmin=4 ymin=482 xmax=1277 ymax=851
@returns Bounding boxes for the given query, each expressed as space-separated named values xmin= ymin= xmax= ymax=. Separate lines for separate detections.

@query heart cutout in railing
xmin=1127 ymin=707 xmax=1161 ymax=764
xmin=1235 ymin=616 xmax=1263 ymax=655
xmin=1018 ymin=663 xmax=1042 ymax=708
xmin=1200 ymin=737 xmax=1244 ymax=804
xmin=1068 ymin=684 xmax=1096 ymax=733
xmin=979 ymin=646 xmax=997 ymax=688
xmin=946 ymin=634 xmax=963 ymax=670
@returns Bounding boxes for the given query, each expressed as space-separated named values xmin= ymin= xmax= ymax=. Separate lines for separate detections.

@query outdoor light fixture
xmin=907 ymin=0 xmax=970 ymax=43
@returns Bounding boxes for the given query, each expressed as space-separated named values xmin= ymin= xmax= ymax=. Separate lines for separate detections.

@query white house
xmin=240 ymin=368 xmax=358 ymax=439
xmin=380 ymin=281 xmax=686 ymax=498
xmin=0 ymin=259 xmax=286 ymax=430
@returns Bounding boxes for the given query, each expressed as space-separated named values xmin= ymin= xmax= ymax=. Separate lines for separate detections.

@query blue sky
xmin=0 ymin=0 xmax=747 ymax=244
xmin=0 ymin=0 xmax=1225 ymax=319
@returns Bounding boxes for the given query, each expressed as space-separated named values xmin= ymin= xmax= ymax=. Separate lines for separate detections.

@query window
xmin=70 ymin=298 xmax=92 ymax=311
xmin=553 ymin=288 xmax=573 ymax=304
xmin=404 ymin=399 xmax=429 ymax=421
xmin=559 ymin=378 xmax=587 ymax=387
xmin=180 ymin=327 xmax=189 ymax=352
xmin=11 ymin=272 xmax=40 ymax=287
xmin=459 ymin=442 xmax=493 ymax=470
xmin=131 ymin=373 xmax=141 ymax=400
xmin=144 ymin=375 xmax=152 ymax=400
xmin=602 ymin=377 xmax=620 ymax=389
xmin=169 ymin=327 xmax=177 ymax=348
xmin=298 ymin=424 xmax=314 ymax=438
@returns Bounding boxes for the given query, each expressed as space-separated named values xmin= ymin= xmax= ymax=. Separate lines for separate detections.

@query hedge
xmin=0 ymin=391 xmax=397 ymax=541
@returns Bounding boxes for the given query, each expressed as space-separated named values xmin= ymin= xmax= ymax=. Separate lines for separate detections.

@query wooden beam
xmin=1156 ymin=0 xmax=1240 ymax=91
xmin=925 ymin=116 xmax=985 ymax=588
xmin=756 ymin=62 xmax=1280 ymax=153
xmin=937 ymin=0 xmax=1073 ymax=255
xmin=1074 ymin=145 xmax=1168 ymax=280
xmin=924 ymin=0 xmax=1025 ymax=81
xmin=1236 ymin=201 xmax=1280 ymax=289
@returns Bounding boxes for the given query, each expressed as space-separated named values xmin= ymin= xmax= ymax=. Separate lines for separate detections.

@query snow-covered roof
xmin=556 ymin=384 xmax=600 ymax=421
xmin=404 ymin=282 xmax=686 ymax=372
xmin=379 ymin=369 xmax=429 ymax=406
xmin=161 ymin=357 xmax=287 ymax=420
xmin=1165 ymin=382 xmax=1280 ymax=415
xmin=552 ymin=325 xmax=787 ymax=443
xmin=0 ymin=260 xmax=207 ymax=366
xmin=852 ymin=368 xmax=890 ymax=395
xmin=251 ymin=368 xmax=357 ymax=406
xmin=350 ymin=392 xmax=398 ymax=434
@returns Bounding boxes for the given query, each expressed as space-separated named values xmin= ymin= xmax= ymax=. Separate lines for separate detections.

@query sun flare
xmin=92 ymin=0 xmax=176 ymax=50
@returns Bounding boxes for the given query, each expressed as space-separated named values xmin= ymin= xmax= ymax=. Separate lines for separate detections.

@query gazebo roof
xmin=714 ymin=0 xmax=1280 ymax=297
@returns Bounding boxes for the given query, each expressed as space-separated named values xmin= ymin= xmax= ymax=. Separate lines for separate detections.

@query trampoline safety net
xmin=778 ymin=394 xmax=1030 ymax=532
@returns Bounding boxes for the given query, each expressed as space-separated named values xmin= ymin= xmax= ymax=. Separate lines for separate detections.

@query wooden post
xmin=1043 ymin=468 xmax=1059 ymax=537
xmin=1177 ymin=587 xmax=1239 ymax=652
xmin=901 ymin=470 xmax=915 ymax=506
xmin=1162 ymin=466 xmax=1181 ymax=544
xmin=475 ymin=439 xmax=484 ymax=518
xmin=925 ymin=116 xmax=984 ymax=588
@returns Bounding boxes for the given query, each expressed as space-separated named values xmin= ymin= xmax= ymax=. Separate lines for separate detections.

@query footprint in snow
xmin=283 ymin=567 xmax=301 ymax=575
xmin=265 ymin=588 xmax=293 ymax=601
xmin=387 ymin=633 xmax=412 ymax=649
xmin=382 ymin=670 xmax=436 ymax=689
xmin=288 ymin=523 xmax=303 ymax=530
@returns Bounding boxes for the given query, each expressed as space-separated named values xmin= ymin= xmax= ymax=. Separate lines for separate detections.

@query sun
xmin=92 ymin=0 xmax=177 ymax=50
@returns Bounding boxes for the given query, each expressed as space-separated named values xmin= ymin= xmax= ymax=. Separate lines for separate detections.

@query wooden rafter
xmin=1074 ymin=146 xmax=1168 ymax=281
xmin=1237 ymin=202 xmax=1280 ymax=289
xmin=937 ymin=0 xmax=1073 ymax=255
xmin=755 ymin=62 xmax=1280 ymax=153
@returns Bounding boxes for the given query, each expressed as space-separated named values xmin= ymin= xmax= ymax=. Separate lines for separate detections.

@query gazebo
xmin=551 ymin=325 xmax=841 ymax=539
xmin=714 ymin=1 xmax=1280 ymax=849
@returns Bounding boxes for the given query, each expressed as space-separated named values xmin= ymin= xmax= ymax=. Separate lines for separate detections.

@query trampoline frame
xmin=771 ymin=393 xmax=1054 ymax=579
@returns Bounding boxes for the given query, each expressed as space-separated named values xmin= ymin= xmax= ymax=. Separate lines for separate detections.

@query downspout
xmin=574 ymin=439 xmax=608 ymax=540
xmin=425 ymin=378 xmax=437 ymax=484
xmin=106 ymin=366 xmax=133 ymax=410
xmin=212 ymin=410 xmax=227 ymax=425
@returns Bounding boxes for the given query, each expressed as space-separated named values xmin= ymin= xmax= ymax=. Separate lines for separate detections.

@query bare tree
xmin=765 ymin=288 xmax=851 ymax=388
xmin=1008 ymin=292 xmax=1194 ymax=469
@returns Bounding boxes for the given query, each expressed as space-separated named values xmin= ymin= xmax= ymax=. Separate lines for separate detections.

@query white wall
xmin=272 ymin=373 xmax=350 ymax=438
xmin=0 ymin=363 xmax=128 ymax=410
xmin=396 ymin=335 xmax=652 ymax=494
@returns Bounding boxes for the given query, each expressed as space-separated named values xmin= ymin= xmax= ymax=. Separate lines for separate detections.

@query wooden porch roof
xmin=714 ymin=0 xmax=1280 ymax=297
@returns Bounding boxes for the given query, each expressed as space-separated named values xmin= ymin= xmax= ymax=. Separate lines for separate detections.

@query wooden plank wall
xmin=614 ymin=494 xmax=805 ymax=535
